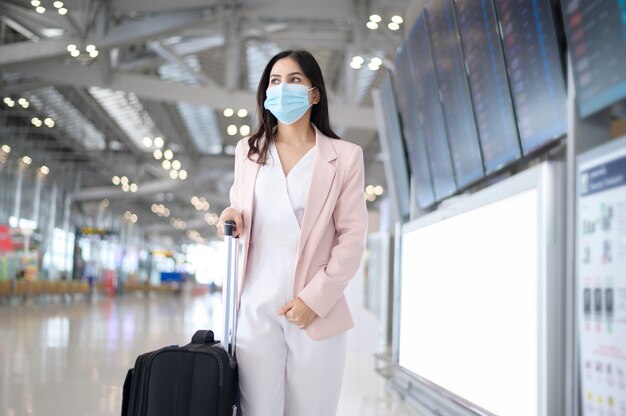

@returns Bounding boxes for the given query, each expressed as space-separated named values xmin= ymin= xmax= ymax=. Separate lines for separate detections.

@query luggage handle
xmin=222 ymin=220 xmax=239 ymax=356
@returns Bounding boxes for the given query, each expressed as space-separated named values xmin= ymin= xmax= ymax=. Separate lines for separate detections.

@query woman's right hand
xmin=217 ymin=207 xmax=243 ymax=238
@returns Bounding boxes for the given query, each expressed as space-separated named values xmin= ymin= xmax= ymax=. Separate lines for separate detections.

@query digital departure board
xmin=393 ymin=45 xmax=436 ymax=209
xmin=455 ymin=0 xmax=521 ymax=174
xmin=426 ymin=0 xmax=485 ymax=189
xmin=495 ymin=0 xmax=567 ymax=154
xmin=406 ymin=15 xmax=457 ymax=201
xmin=562 ymin=0 xmax=626 ymax=117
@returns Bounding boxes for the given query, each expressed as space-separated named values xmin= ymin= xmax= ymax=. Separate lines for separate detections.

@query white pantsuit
xmin=236 ymin=141 xmax=347 ymax=416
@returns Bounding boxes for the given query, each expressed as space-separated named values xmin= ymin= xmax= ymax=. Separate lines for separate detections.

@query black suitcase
xmin=121 ymin=221 xmax=240 ymax=416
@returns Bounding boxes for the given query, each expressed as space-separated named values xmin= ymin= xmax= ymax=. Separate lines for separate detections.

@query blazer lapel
xmin=296 ymin=127 xmax=337 ymax=262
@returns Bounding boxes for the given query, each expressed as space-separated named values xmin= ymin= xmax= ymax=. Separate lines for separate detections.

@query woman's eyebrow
xmin=269 ymin=72 xmax=304 ymax=77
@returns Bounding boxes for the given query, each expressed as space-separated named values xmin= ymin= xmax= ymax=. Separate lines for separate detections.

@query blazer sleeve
xmin=228 ymin=139 xmax=244 ymax=212
xmin=298 ymin=145 xmax=368 ymax=318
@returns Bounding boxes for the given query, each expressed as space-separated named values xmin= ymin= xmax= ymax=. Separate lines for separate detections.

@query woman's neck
xmin=274 ymin=117 xmax=315 ymax=145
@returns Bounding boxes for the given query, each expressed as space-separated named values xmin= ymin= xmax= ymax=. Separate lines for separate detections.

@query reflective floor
xmin=0 ymin=289 xmax=416 ymax=416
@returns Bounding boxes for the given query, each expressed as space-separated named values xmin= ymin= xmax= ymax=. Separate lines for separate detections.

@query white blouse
xmin=269 ymin=141 xmax=316 ymax=228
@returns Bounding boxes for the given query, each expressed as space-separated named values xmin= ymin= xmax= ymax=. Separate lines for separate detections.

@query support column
xmin=12 ymin=162 xmax=24 ymax=225
xmin=46 ymin=184 xmax=58 ymax=280
xmin=32 ymin=172 xmax=43 ymax=228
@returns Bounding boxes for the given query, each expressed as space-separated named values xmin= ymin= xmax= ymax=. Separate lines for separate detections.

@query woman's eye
xmin=290 ymin=77 xmax=301 ymax=83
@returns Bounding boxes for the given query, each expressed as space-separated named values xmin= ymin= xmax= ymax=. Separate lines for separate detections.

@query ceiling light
xmin=130 ymin=214 xmax=138 ymax=223
xmin=163 ymin=149 xmax=174 ymax=160
xmin=35 ymin=6 xmax=45 ymax=13
xmin=130 ymin=183 xmax=138 ymax=193
xmin=163 ymin=208 xmax=170 ymax=217
xmin=121 ymin=183 xmax=130 ymax=192
xmin=388 ymin=22 xmax=400 ymax=31
xmin=179 ymin=170 xmax=187 ymax=180
xmin=112 ymin=176 xmax=120 ymax=185
xmin=58 ymin=7 xmax=67 ymax=15
xmin=67 ymin=44 xmax=76 ymax=52
xmin=70 ymin=49 xmax=80 ymax=57
xmin=18 ymin=98 xmax=27 ymax=106
xmin=366 ymin=185 xmax=375 ymax=195
xmin=86 ymin=44 xmax=96 ymax=53
xmin=366 ymin=21 xmax=378 ymax=30
xmin=151 ymin=204 xmax=158 ymax=213
xmin=162 ymin=160 xmax=171 ymax=170
xmin=44 ymin=117 xmax=55 ymax=127
xmin=369 ymin=14 xmax=382 ymax=23
xmin=20 ymin=101 xmax=29 ymax=108
xmin=350 ymin=61 xmax=362 ymax=70
xmin=240 ymin=125 xmax=251 ymax=136
xmin=89 ymin=50 xmax=99 ymax=58
xmin=31 ymin=0 xmax=40 ymax=6
xmin=374 ymin=185 xmax=384 ymax=195
xmin=227 ymin=124 xmax=238 ymax=136
xmin=391 ymin=15 xmax=403 ymax=24
xmin=171 ymin=160 xmax=181 ymax=170
xmin=352 ymin=56 xmax=365 ymax=65
xmin=102 ymin=199 xmax=109 ymax=207
xmin=202 ymin=201 xmax=209 ymax=210
xmin=223 ymin=108 xmax=234 ymax=117
xmin=22 ymin=156 xmax=32 ymax=165
xmin=191 ymin=196 xmax=199 ymax=205
xmin=143 ymin=137 xmax=152 ymax=147
xmin=368 ymin=62 xmax=380 ymax=71
xmin=53 ymin=1 xmax=63 ymax=8
xmin=237 ymin=109 xmax=248 ymax=118
xmin=153 ymin=137 xmax=164 ymax=148
xmin=31 ymin=117 xmax=42 ymax=127
xmin=1 ymin=145 xmax=11 ymax=153
xmin=169 ymin=170 xmax=178 ymax=179
xmin=3 ymin=97 xmax=11 ymax=104
xmin=120 ymin=176 xmax=129 ymax=184
xmin=40 ymin=166 xmax=49 ymax=175
xmin=371 ymin=57 xmax=383 ymax=66
xmin=124 ymin=211 xmax=132 ymax=219
xmin=153 ymin=149 xmax=163 ymax=160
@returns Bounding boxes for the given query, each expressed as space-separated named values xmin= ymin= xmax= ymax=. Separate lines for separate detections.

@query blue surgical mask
xmin=264 ymin=83 xmax=316 ymax=125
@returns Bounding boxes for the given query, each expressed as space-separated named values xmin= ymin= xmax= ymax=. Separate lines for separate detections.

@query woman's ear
xmin=312 ymin=88 xmax=320 ymax=105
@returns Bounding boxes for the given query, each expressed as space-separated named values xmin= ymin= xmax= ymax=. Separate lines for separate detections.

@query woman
xmin=217 ymin=50 xmax=368 ymax=416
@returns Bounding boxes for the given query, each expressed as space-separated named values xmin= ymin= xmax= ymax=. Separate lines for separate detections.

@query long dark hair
xmin=246 ymin=50 xmax=341 ymax=164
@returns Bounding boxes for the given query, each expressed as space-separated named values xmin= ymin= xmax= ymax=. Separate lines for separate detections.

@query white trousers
xmin=236 ymin=241 xmax=347 ymax=416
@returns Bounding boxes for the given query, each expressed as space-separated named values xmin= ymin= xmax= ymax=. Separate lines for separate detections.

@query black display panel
xmin=376 ymin=72 xmax=412 ymax=219
xmin=562 ymin=0 xmax=626 ymax=117
xmin=426 ymin=0 xmax=485 ymax=189
xmin=455 ymin=0 xmax=522 ymax=174
xmin=406 ymin=15 xmax=457 ymax=200
xmin=393 ymin=45 xmax=436 ymax=209
xmin=495 ymin=0 xmax=567 ymax=154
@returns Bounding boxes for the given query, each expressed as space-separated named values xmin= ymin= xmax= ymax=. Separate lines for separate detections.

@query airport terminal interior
xmin=1 ymin=0 xmax=626 ymax=415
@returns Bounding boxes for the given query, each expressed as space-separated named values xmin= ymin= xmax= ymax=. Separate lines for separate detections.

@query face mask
xmin=264 ymin=83 xmax=316 ymax=125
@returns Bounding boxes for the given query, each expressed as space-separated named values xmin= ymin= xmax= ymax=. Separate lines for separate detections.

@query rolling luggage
xmin=121 ymin=221 xmax=240 ymax=416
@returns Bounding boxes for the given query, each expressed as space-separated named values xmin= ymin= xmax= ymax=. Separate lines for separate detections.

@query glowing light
xmin=240 ymin=125 xmax=251 ymax=136
xmin=130 ymin=183 xmax=138 ymax=193
xmin=120 ymin=176 xmax=129 ymax=184
xmin=352 ymin=56 xmax=365 ymax=65
xmin=67 ymin=44 xmax=76 ymax=52
xmin=1 ymin=145 xmax=11 ymax=153
xmin=70 ymin=49 xmax=80 ymax=57
xmin=179 ymin=170 xmax=187 ymax=180
xmin=58 ymin=7 xmax=67 ymax=15
xmin=237 ymin=109 xmax=248 ymax=117
xmin=89 ymin=50 xmax=99 ymax=58
xmin=162 ymin=160 xmax=171 ymax=170
xmin=391 ymin=15 xmax=404 ymax=24
xmin=163 ymin=149 xmax=174 ymax=160
xmin=35 ymin=6 xmax=45 ymax=13
xmin=86 ymin=44 xmax=96 ymax=53
xmin=368 ymin=62 xmax=380 ymax=71
xmin=223 ymin=108 xmax=234 ymax=117
xmin=22 ymin=156 xmax=32 ymax=165
xmin=350 ymin=61 xmax=362 ymax=70
xmin=227 ymin=125 xmax=238 ymax=136
xmin=169 ymin=170 xmax=178 ymax=179
xmin=40 ymin=166 xmax=49 ymax=175
xmin=153 ymin=137 xmax=164 ymax=148
xmin=369 ymin=14 xmax=382 ymax=23
xmin=112 ymin=176 xmax=120 ymax=185
xmin=172 ymin=160 xmax=181 ymax=170
xmin=31 ymin=0 xmax=41 ymax=6
xmin=388 ymin=22 xmax=400 ymax=31
xmin=374 ymin=185 xmax=384 ymax=195
xmin=143 ymin=137 xmax=152 ymax=147
xmin=153 ymin=149 xmax=163 ymax=160
xmin=371 ymin=57 xmax=383 ymax=66
xmin=53 ymin=1 xmax=64 ymax=8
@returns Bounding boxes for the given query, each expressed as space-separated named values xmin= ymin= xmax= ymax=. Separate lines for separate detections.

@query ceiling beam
xmin=0 ymin=9 xmax=208 ymax=67
xmin=15 ymin=60 xmax=377 ymax=131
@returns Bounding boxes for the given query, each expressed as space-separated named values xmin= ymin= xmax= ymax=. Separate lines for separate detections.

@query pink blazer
xmin=228 ymin=125 xmax=368 ymax=340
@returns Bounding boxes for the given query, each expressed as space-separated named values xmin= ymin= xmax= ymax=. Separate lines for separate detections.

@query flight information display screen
xmin=455 ymin=0 xmax=521 ymax=174
xmin=393 ymin=45 xmax=436 ymax=209
xmin=562 ymin=0 xmax=626 ymax=117
xmin=426 ymin=0 xmax=485 ymax=189
xmin=495 ymin=0 xmax=567 ymax=154
xmin=406 ymin=15 xmax=457 ymax=201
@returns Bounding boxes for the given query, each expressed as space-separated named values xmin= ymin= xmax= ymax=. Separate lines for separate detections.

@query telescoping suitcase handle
xmin=222 ymin=220 xmax=239 ymax=356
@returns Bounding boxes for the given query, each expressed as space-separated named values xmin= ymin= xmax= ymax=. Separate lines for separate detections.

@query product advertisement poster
xmin=578 ymin=136 xmax=626 ymax=416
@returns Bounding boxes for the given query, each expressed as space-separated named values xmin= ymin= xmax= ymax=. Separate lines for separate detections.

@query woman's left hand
xmin=277 ymin=298 xmax=318 ymax=329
